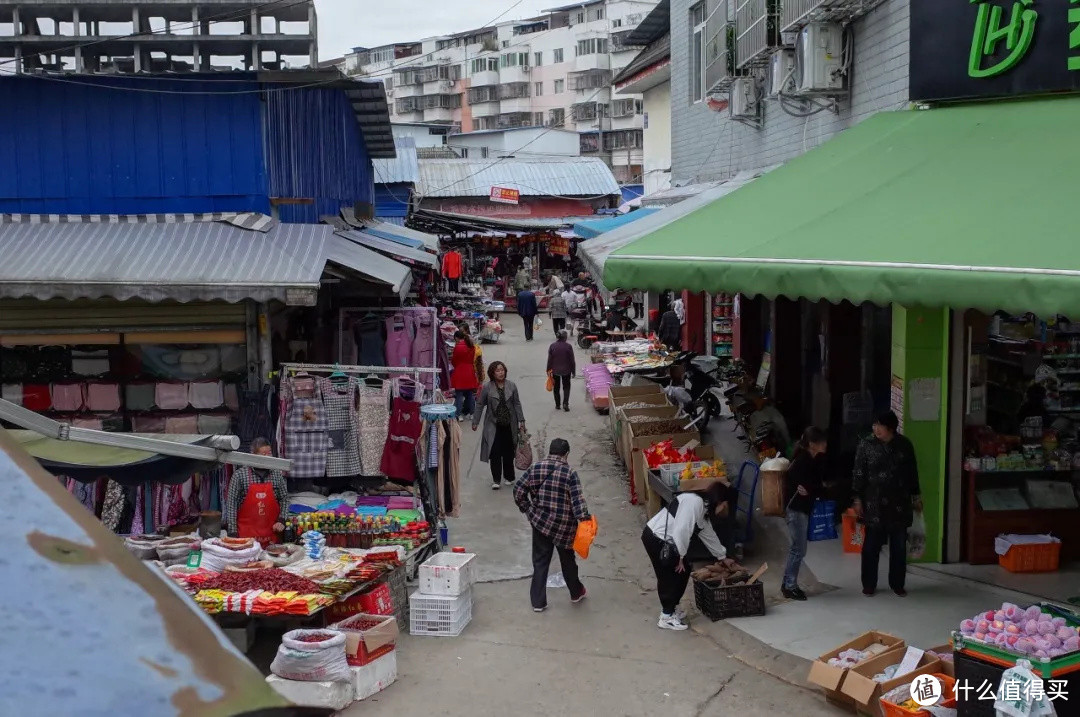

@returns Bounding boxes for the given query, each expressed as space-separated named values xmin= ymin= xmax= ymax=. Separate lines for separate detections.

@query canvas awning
xmin=325 ymin=234 xmax=413 ymax=299
xmin=605 ymin=96 xmax=1080 ymax=317
xmin=337 ymin=229 xmax=438 ymax=269
xmin=578 ymin=170 xmax=770 ymax=292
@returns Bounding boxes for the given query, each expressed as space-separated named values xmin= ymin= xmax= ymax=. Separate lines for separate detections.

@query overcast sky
xmin=315 ymin=0 xmax=552 ymax=60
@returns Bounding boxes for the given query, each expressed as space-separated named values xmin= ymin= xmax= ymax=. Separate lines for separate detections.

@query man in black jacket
xmin=658 ymin=309 xmax=681 ymax=350
xmin=852 ymin=410 xmax=922 ymax=597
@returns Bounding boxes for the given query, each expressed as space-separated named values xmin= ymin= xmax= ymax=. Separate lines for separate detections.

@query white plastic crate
xmin=659 ymin=462 xmax=713 ymax=489
xmin=408 ymin=589 xmax=472 ymax=637
xmin=418 ymin=551 xmax=477 ymax=596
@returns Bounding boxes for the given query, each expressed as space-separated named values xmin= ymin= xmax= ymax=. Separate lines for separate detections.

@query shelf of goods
xmin=964 ymin=469 xmax=1080 ymax=564
xmin=711 ymin=294 xmax=733 ymax=358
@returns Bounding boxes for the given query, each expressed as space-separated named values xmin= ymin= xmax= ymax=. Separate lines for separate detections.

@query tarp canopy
xmin=573 ymin=208 xmax=660 ymax=239
xmin=11 ymin=430 xmax=219 ymax=485
xmin=605 ymin=96 xmax=1080 ymax=317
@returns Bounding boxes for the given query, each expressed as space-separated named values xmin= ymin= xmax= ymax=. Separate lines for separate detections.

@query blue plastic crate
xmin=807 ymin=500 xmax=838 ymax=541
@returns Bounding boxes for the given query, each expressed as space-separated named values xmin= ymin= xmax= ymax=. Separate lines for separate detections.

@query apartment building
xmin=0 ymin=0 xmax=317 ymax=73
xmin=343 ymin=0 xmax=657 ymax=184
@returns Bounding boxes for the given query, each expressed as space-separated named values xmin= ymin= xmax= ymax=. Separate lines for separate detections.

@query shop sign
xmin=548 ymin=237 xmax=571 ymax=256
xmin=910 ymin=0 xmax=1080 ymax=101
xmin=489 ymin=186 xmax=521 ymax=205
xmin=285 ymin=288 xmax=318 ymax=307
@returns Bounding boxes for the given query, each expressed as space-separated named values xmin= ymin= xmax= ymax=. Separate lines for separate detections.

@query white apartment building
xmin=343 ymin=0 xmax=657 ymax=184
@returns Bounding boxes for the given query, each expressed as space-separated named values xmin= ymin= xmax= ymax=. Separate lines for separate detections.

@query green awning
xmin=606 ymin=96 xmax=1080 ymax=317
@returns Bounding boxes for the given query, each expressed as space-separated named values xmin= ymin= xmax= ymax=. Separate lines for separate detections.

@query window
xmin=534 ymin=112 xmax=545 ymax=126
xmin=500 ymin=52 xmax=530 ymax=68
xmin=554 ymin=78 xmax=565 ymax=93
xmin=595 ymin=7 xmax=605 ymax=20
xmin=534 ymin=81 xmax=544 ymax=96
xmin=690 ymin=2 xmax=706 ymax=103
xmin=549 ymin=107 xmax=565 ymax=126
xmin=576 ymin=12 xmax=585 ymax=24
xmin=502 ymin=40 xmax=510 ymax=48
xmin=576 ymin=38 xmax=609 ymax=56
xmin=498 ymin=82 xmax=531 ymax=99
xmin=553 ymin=48 xmax=564 ymax=63
xmin=467 ymin=86 xmax=499 ymax=104
xmin=534 ymin=51 xmax=543 ymax=66
xmin=470 ymin=57 xmax=499 ymax=74
xmin=613 ymin=18 xmax=623 ymax=27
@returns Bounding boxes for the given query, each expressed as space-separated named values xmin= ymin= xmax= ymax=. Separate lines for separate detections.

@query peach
xmin=1006 ymin=624 xmax=1021 ymax=635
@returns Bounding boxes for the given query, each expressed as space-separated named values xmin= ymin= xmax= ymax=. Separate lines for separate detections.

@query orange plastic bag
xmin=573 ymin=516 xmax=598 ymax=559
xmin=545 ymin=370 xmax=554 ymax=392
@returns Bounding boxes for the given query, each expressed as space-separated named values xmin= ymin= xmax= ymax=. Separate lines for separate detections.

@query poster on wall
xmin=910 ymin=0 xmax=1080 ymax=101
xmin=909 ymin=377 xmax=942 ymax=421
xmin=890 ymin=374 xmax=905 ymax=433
xmin=756 ymin=352 xmax=772 ymax=390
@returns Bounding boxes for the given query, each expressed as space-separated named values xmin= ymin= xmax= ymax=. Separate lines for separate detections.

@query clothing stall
xmin=274 ymin=362 xmax=461 ymax=552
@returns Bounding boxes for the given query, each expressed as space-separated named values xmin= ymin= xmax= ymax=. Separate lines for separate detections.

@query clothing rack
xmin=278 ymin=362 xmax=439 ymax=389
xmin=336 ymin=307 xmax=439 ymax=386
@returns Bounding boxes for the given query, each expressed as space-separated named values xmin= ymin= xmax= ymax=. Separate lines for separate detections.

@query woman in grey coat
xmin=472 ymin=360 xmax=526 ymax=490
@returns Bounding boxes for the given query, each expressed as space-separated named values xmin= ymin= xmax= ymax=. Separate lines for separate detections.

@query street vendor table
xmin=606 ymin=329 xmax=644 ymax=342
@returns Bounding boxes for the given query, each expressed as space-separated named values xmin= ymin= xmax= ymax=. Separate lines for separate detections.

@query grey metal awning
xmin=337 ymin=229 xmax=438 ymax=269
xmin=0 ymin=216 xmax=415 ymax=304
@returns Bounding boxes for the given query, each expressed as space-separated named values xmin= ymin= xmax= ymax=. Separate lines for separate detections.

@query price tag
xmin=186 ymin=550 xmax=203 ymax=568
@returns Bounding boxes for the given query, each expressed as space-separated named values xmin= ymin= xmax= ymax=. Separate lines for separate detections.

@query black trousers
xmin=861 ymin=524 xmax=908 ymax=592
xmin=634 ymin=302 xmax=644 ymax=319
xmin=552 ymin=317 xmax=566 ymax=334
xmin=522 ymin=316 xmax=535 ymax=340
xmin=489 ymin=423 xmax=516 ymax=484
xmin=553 ymin=374 xmax=571 ymax=407
xmin=531 ymin=527 xmax=584 ymax=609
xmin=642 ymin=527 xmax=689 ymax=614
xmin=448 ymin=277 xmax=460 ymax=293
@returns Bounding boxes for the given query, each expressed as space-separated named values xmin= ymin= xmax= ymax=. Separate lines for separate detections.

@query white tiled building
xmin=343 ymin=0 xmax=657 ymax=184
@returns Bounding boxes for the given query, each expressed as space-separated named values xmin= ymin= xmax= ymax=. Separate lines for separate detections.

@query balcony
xmin=497 ymin=112 xmax=535 ymax=129
xmin=471 ymin=101 xmax=500 ymax=118
xmin=500 ymin=97 xmax=531 ymax=113
xmin=394 ymin=83 xmax=422 ymax=98
xmin=467 ymin=86 xmax=500 ymax=105
xmin=424 ymin=107 xmax=455 ymax=123
xmin=424 ymin=80 xmax=456 ymax=95
xmin=499 ymin=64 xmax=531 ymax=83
xmin=568 ymin=69 xmax=612 ymax=92
xmin=610 ymin=113 xmax=642 ymax=131
xmin=575 ymin=51 xmax=610 ymax=72
xmin=472 ymin=69 xmax=500 ymax=87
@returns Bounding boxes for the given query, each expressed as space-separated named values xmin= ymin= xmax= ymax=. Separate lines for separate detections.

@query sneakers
xmin=505 ymin=477 xmax=516 ymax=484
xmin=673 ymin=606 xmax=687 ymax=621
xmin=658 ymin=613 xmax=689 ymax=631
xmin=782 ymin=586 xmax=808 ymax=601
xmin=571 ymin=588 xmax=587 ymax=604
xmin=555 ymin=402 xmax=563 ymax=410
xmin=491 ymin=482 xmax=501 ymax=490
xmin=533 ymin=605 xmax=547 ymax=613
xmin=563 ymin=405 xmax=570 ymax=412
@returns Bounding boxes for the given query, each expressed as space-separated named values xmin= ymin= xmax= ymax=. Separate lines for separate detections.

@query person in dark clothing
xmin=517 ymin=288 xmax=538 ymax=341
xmin=514 ymin=438 xmax=591 ymax=611
xmin=548 ymin=292 xmax=568 ymax=335
xmin=852 ymin=410 xmax=922 ymax=597
xmin=658 ymin=309 xmax=681 ymax=349
xmin=782 ymin=427 xmax=827 ymax=601
xmin=547 ymin=330 xmax=576 ymax=411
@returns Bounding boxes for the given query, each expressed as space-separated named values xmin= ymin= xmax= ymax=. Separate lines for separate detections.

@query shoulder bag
xmin=658 ymin=497 xmax=681 ymax=569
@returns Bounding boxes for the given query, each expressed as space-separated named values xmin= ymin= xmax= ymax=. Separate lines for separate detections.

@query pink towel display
xmin=71 ymin=416 xmax=104 ymax=430
xmin=188 ymin=380 xmax=224 ymax=409
xmin=50 ymin=383 xmax=86 ymax=412
xmin=85 ymin=382 xmax=121 ymax=412
xmin=165 ymin=414 xmax=199 ymax=434
xmin=197 ymin=413 xmax=232 ymax=435
xmin=223 ymin=383 xmax=240 ymax=412
xmin=155 ymin=382 xmax=190 ymax=410
xmin=132 ymin=415 xmax=167 ymax=433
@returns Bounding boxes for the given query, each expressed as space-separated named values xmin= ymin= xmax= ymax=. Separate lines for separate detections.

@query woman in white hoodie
xmin=641 ymin=481 xmax=730 ymax=630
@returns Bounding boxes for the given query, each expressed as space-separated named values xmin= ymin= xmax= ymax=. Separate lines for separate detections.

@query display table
xmin=606 ymin=329 xmax=644 ymax=342
xmin=964 ymin=468 xmax=1080 ymax=564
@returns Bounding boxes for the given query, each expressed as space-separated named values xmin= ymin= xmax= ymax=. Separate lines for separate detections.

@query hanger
xmin=330 ymin=364 xmax=347 ymax=382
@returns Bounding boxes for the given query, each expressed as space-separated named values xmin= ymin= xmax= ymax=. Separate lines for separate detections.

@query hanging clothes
xmin=384 ymin=313 xmax=413 ymax=368
xmin=283 ymin=376 xmax=330 ymax=479
xmin=357 ymin=380 xmax=391 ymax=475
xmin=380 ymin=397 xmax=423 ymax=482
xmin=434 ymin=419 xmax=462 ymax=517
xmin=410 ymin=312 xmax=437 ymax=390
xmin=238 ymin=384 xmax=273 ymax=451
xmin=85 ymin=382 xmax=121 ymax=412
xmin=318 ymin=377 xmax=362 ymax=478
xmin=441 ymin=250 xmax=463 ymax=280
xmin=353 ymin=314 xmax=386 ymax=367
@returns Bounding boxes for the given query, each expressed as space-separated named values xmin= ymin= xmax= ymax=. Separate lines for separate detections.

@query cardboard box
xmin=841 ymin=649 xmax=942 ymax=717
xmin=643 ymin=445 xmax=717 ymax=517
xmin=926 ymin=644 xmax=955 ymax=679
xmin=807 ymin=631 xmax=905 ymax=708
xmin=609 ymin=388 xmax=668 ymax=449
xmin=630 ymin=432 xmax=702 ymax=510
xmin=619 ymin=406 xmax=679 ymax=465
xmin=331 ymin=613 xmax=399 ymax=665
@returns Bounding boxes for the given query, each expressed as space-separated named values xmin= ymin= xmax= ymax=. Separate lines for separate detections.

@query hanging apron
xmin=379 ymin=397 xmax=423 ymax=482
xmin=235 ymin=480 xmax=279 ymax=547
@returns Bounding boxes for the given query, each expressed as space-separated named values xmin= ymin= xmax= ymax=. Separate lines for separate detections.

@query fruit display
xmin=679 ymin=460 xmax=727 ymax=481
xmin=959 ymin=602 xmax=1080 ymax=658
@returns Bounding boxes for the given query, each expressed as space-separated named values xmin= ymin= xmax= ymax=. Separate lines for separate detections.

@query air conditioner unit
xmin=767 ymin=49 xmax=796 ymax=98
xmin=729 ymin=77 xmax=759 ymax=119
xmin=522 ymin=65 xmax=532 ymax=73
xmin=794 ymin=21 xmax=845 ymax=94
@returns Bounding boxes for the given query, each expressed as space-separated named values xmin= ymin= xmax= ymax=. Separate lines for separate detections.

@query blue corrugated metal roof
xmin=375 ymin=183 xmax=411 ymax=221
xmin=373 ymin=137 xmax=419 ymax=184
xmin=573 ymin=208 xmax=661 ymax=239
xmin=415 ymin=156 xmax=620 ymax=199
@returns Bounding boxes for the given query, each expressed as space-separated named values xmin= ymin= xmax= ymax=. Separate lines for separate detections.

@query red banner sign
xmin=489 ymin=186 xmax=521 ymax=205
xmin=548 ymin=237 xmax=571 ymax=256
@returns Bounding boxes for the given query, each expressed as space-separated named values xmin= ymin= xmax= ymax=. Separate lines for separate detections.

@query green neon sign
xmin=968 ymin=0 xmax=1038 ymax=77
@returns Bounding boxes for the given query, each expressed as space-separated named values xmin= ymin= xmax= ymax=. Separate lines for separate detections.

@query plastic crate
xmin=409 ymin=589 xmax=472 ymax=637
xmin=880 ymin=673 xmax=956 ymax=717
xmin=659 ymin=462 xmax=713 ymax=489
xmin=418 ymin=552 xmax=477 ymax=596
xmin=382 ymin=563 xmax=409 ymax=630
xmin=692 ymin=578 xmax=765 ymax=621
xmin=998 ymin=541 xmax=1061 ymax=573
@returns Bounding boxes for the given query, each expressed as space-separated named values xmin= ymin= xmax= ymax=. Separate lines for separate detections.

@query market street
xmin=346 ymin=319 xmax=839 ymax=717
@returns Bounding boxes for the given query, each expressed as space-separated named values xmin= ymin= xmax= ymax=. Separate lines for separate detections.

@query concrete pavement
xmin=348 ymin=319 xmax=839 ymax=716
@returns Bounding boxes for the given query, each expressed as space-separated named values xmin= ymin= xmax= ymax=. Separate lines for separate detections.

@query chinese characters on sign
xmin=489 ymin=186 xmax=521 ymax=205
xmin=547 ymin=237 xmax=571 ymax=256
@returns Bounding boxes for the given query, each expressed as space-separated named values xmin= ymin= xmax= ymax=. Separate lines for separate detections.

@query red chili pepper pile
xmin=339 ymin=617 xmax=385 ymax=631
xmin=294 ymin=632 xmax=336 ymax=643
xmin=201 ymin=568 xmax=321 ymax=594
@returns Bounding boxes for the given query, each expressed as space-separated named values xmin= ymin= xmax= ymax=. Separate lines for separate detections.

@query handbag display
xmin=514 ymin=427 xmax=534 ymax=471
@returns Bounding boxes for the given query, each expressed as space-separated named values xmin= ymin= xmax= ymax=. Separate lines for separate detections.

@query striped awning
xmin=0 ymin=217 xmax=412 ymax=305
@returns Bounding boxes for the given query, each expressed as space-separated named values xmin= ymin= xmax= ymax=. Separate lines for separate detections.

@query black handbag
xmin=658 ymin=497 xmax=681 ymax=569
